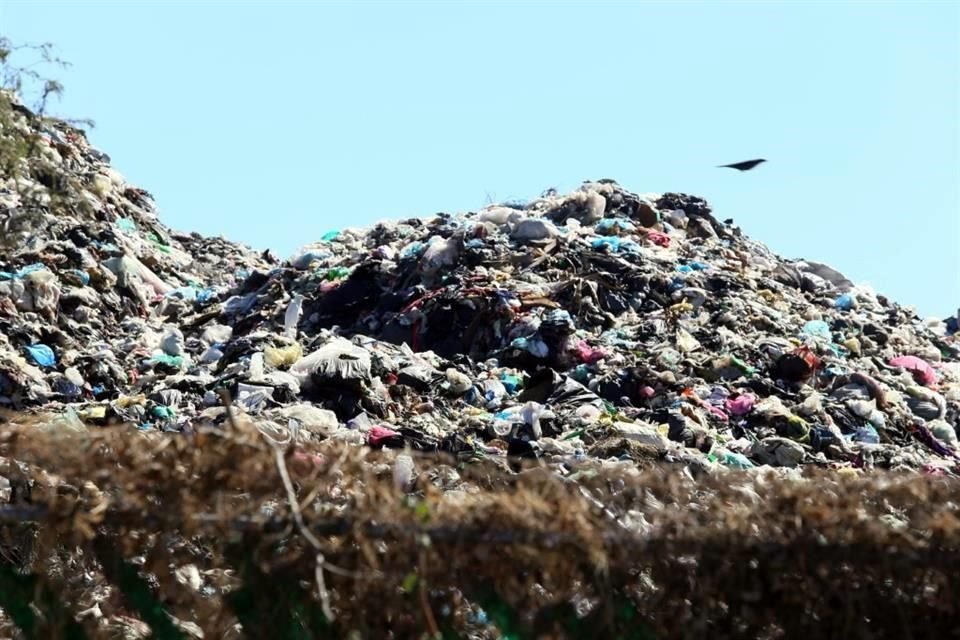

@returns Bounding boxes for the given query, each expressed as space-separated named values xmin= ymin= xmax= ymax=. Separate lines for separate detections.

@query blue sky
xmin=2 ymin=1 xmax=957 ymax=317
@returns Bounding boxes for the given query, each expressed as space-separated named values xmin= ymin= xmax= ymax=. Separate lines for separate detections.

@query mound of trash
xmin=2 ymin=90 xmax=959 ymax=475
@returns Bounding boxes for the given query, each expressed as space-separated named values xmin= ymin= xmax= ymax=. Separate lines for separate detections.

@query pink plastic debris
xmin=367 ymin=425 xmax=401 ymax=447
xmin=889 ymin=356 xmax=937 ymax=386
xmin=290 ymin=450 xmax=325 ymax=476
xmin=646 ymin=231 xmax=671 ymax=247
xmin=922 ymin=464 xmax=947 ymax=477
xmin=704 ymin=403 xmax=729 ymax=422
xmin=319 ymin=281 xmax=341 ymax=294
xmin=725 ymin=394 xmax=757 ymax=416
xmin=575 ymin=340 xmax=608 ymax=364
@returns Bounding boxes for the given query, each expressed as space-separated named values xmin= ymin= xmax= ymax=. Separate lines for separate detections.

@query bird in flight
xmin=718 ymin=159 xmax=766 ymax=171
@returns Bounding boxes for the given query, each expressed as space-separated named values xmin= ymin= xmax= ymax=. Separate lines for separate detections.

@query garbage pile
xmin=2 ymin=93 xmax=959 ymax=474
xmin=0 ymin=91 xmax=272 ymax=418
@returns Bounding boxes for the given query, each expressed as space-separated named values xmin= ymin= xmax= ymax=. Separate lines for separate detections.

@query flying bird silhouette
xmin=718 ymin=159 xmax=766 ymax=171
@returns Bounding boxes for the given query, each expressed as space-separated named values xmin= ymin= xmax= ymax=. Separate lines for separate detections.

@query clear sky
xmin=2 ymin=1 xmax=958 ymax=317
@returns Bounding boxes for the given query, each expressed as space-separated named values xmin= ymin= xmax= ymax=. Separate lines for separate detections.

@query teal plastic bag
xmin=26 ymin=344 xmax=56 ymax=368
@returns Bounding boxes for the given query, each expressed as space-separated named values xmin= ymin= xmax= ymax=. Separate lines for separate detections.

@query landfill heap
xmin=2 ymin=93 xmax=960 ymax=475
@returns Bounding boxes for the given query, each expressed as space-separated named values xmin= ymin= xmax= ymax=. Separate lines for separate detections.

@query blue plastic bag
xmin=719 ymin=450 xmax=755 ymax=470
xmin=595 ymin=218 xmax=634 ymax=236
xmin=68 ymin=269 xmax=91 ymax=285
xmin=801 ymin=320 xmax=832 ymax=341
xmin=0 ymin=264 xmax=46 ymax=281
xmin=852 ymin=425 xmax=880 ymax=444
xmin=591 ymin=236 xmax=622 ymax=252
xmin=499 ymin=372 xmax=522 ymax=393
xmin=835 ymin=293 xmax=855 ymax=311
xmin=197 ymin=288 xmax=218 ymax=304
xmin=400 ymin=241 xmax=426 ymax=259
xmin=26 ymin=344 xmax=56 ymax=368
xmin=166 ymin=286 xmax=199 ymax=301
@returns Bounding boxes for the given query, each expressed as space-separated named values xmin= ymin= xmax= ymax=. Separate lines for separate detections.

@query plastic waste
xmin=324 ymin=267 xmax=350 ymax=281
xmin=852 ymin=425 xmax=880 ymax=444
xmin=724 ymin=394 xmax=756 ymax=416
xmin=25 ymin=344 xmax=56 ymax=368
xmin=420 ymin=236 xmax=460 ymax=274
xmin=444 ymin=368 xmax=473 ymax=395
xmin=149 ymin=354 xmax=185 ymax=369
xmin=612 ymin=422 xmax=669 ymax=450
xmin=930 ymin=420 xmax=958 ymax=449
xmin=200 ymin=346 xmax=224 ymax=364
xmin=280 ymin=404 xmax=340 ymax=437
xmin=835 ymin=293 xmax=855 ymax=311
xmin=716 ymin=449 xmax=754 ymax=469
xmin=801 ymin=320 xmax=833 ymax=342
xmin=291 ymin=250 xmax=331 ymax=270
xmin=511 ymin=218 xmax=558 ymax=242
xmin=752 ymin=437 xmax=805 ymax=467
xmin=290 ymin=338 xmax=372 ymax=382
xmin=575 ymin=340 xmax=607 ymax=364
xmin=499 ymin=372 xmax=522 ymax=393
xmin=0 ymin=121 xmax=956 ymax=483
xmin=236 ymin=383 xmax=273 ymax=413
xmin=264 ymin=343 xmax=303 ymax=369
xmin=368 ymin=425 xmax=401 ymax=447
xmin=248 ymin=352 xmax=265 ymax=380
xmin=160 ymin=327 xmax=186 ymax=357
xmin=890 ymin=355 xmax=937 ymax=386
xmin=400 ymin=241 xmax=426 ymax=259
xmin=284 ymin=294 xmax=305 ymax=337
